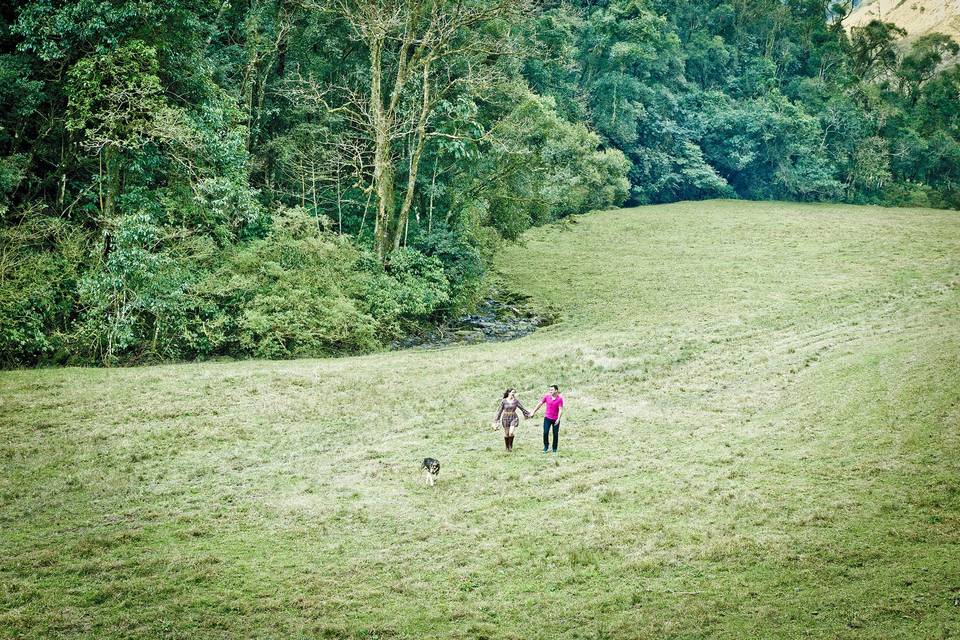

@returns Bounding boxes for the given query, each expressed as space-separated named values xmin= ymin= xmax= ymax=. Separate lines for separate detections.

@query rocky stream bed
xmin=392 ymin=289 xmax=557 ymax=350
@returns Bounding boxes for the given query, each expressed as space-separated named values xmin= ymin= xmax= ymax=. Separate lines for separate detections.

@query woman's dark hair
xmin=550 ymin=384 xmax=559 ymax=392
xmin=503 ymin=388 xmax=515 ymax=399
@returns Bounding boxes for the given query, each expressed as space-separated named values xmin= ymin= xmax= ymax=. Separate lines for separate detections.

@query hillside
xmin=1 ymin=200 xmax=959 ymax=638
xmin=847 ymin=0 xmax=960 ymax=41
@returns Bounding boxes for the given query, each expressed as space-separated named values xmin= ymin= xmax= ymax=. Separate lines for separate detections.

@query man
xmin=531 ymin=384 xmax=564 ymax=453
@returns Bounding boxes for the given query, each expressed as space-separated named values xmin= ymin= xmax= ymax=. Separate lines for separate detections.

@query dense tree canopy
xmin=1 ymin=0 xmax=958 ymax=366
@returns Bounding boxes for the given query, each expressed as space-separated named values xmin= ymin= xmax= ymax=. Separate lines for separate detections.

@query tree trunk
xmin=369 ymin=34 xmax=395 ymax=260
xmin=335 ymin=160 xmax=343 ymax=234
xmin=393 ymin=60 xmax=432 ymax=252
xmin=428 ymin=160 xmax=437 ymax=234
xmin=102 ymin=146 xmax=120 ymax=222
xmin=373 ymin=139 xmax=395 ymax=259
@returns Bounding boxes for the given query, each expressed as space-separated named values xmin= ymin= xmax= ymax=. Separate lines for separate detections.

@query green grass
xmin=2 ymin=200 xmax=959 ymax=639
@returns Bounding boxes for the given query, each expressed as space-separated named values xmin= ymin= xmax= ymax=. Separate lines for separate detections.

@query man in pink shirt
xmin=531 ymin=385 xmax=564 ymax=453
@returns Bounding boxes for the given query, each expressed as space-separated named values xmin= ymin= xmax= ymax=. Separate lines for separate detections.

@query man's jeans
xmin=543 ymin=417 xmax=560 ymax=451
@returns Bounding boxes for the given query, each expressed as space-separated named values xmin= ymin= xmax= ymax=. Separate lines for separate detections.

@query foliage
xmin=0 ymin=212 xmax=87 ymax=366
xmin=187 ymin=209 xmax=452 ymax=359
xmin=1 ymin=0 xmax=958 ymax=366
xmin=413 ymin=226 xmax=486 ymax=309
xmin=363 ymin=247 xmax=452 ymax=341
xmin=189 ymin=208 xmax=380 ymax=359
xmin=69 ymin=209 xmax=205 ymax=365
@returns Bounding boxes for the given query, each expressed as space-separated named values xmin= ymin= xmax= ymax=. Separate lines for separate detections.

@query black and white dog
xmin=420 ymin=458 xmax=440 ymax=486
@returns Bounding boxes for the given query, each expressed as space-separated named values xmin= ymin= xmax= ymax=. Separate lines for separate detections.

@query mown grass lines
xmin=1 ymin=200 xmax=958 ymax=638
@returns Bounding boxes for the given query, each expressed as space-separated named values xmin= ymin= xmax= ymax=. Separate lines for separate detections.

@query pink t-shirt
xmin=542 ymin=394 xmax=564 ymax=420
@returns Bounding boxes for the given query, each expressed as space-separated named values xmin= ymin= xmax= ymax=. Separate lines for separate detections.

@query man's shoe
xmin=542 ymin=447 xmax=548 ymax=453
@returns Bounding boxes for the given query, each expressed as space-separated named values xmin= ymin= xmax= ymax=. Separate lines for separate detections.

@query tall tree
xmin=324 ymin=0 xmax=529 ymax=259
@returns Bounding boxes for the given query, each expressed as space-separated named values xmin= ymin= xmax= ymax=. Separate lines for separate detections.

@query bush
xmin=413 ymin=226 xmax=485 ymax=311
xmin=69 ymin=211 xmax=205 ymax=365
xmin=0 ymin=213 xmax=87 ymax=366
xmin=361 ymin=247 xmax=451 ymax=340
xmin=190 ymin=208 xmax=380 ymax=359
xmin=3 ymin=206 xmax=461 ymax=366
xmin=189 ymin=210 xmax=454 ymax=357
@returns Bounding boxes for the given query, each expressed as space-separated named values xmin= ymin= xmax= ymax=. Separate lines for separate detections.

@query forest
xmin=1 ymin=0 xmax=958 ymax=366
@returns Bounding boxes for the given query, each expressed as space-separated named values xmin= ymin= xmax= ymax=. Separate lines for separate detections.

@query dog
xmin=420 ymin=458 xmax=440 ymax=486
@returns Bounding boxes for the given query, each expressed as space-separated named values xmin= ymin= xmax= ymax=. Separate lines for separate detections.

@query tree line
xmin=1 ymin=0 xmax=957 ymax=366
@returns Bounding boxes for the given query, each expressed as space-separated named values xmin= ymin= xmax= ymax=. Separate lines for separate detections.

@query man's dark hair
xmin=550 ymin=385 xmax=559 ymax=392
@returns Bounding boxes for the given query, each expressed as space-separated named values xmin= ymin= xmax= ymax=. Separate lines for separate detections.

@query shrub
xmin=69 ymin=211 xmax=201 ymax=365
xmin=190 ymin=208 xmax=380 ymax=359
xmin=413 ymin=226 xmax=485 ymax=311
xmin=361 ymin=247 xmax=451 ymax=340
xmin=0 ymin=212 xmax=87 ymax=366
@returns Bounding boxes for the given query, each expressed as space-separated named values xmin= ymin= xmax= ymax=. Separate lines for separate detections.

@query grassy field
xmin=2 ymin=200 xmax=959 ymax=639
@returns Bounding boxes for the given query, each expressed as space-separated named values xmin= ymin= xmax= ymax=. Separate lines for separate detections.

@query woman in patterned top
xmin=493 ymin=388 xmax=531 ymax=452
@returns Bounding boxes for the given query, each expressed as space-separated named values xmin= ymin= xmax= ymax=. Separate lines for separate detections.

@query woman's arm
xmin=493 ymin=400 xmax=504 ymax=424
xmin=517 ymin=400 xmax=532 ymax=419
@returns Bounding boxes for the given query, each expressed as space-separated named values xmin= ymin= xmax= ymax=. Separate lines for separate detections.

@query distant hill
xmin=846 ymin=0 xmax=960 ymax=42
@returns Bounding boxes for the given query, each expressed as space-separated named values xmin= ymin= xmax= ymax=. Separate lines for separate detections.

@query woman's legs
xmin=504 ymin=420 xmax=518 ymax=451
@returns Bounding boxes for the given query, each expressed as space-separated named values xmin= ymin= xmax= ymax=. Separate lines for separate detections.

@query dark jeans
xmin=543 ymin=418 xmax=560 ymax=451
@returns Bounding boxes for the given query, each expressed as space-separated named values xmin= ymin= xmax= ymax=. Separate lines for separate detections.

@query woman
xmin=492 ymin=388 xmax=531 ymax=452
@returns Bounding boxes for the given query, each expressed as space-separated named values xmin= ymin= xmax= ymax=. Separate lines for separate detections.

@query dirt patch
xmin=845 ymin=0 xmax=960 ymax=43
